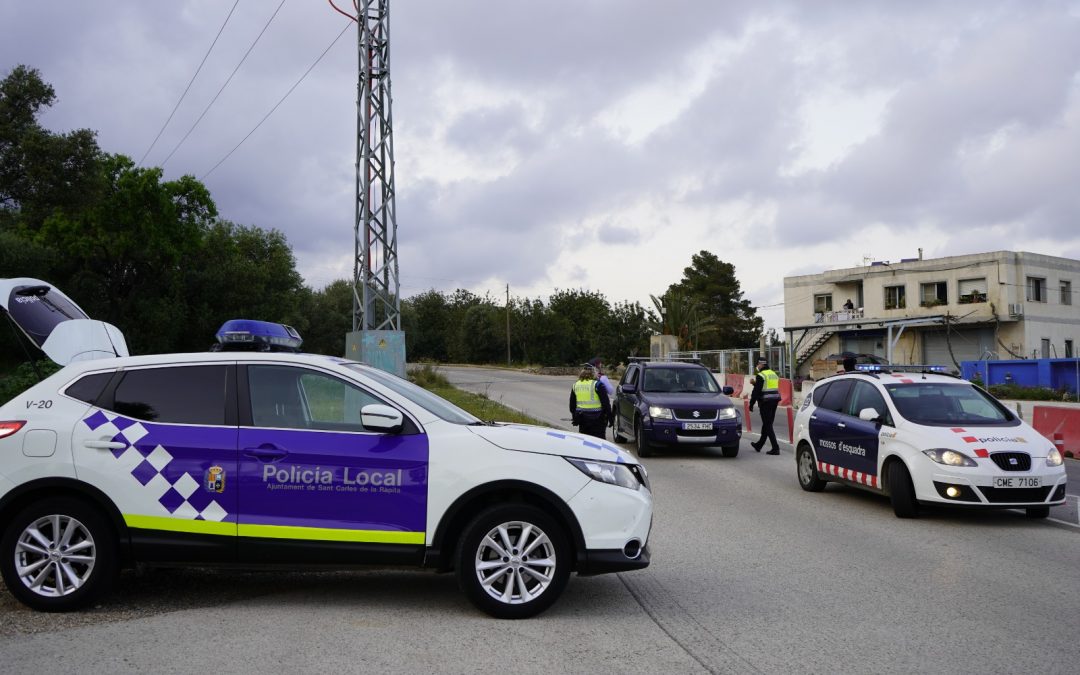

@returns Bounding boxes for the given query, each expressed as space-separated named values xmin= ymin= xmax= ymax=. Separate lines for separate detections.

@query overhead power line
xmin=202 ymin=21 xmax=353 ymax=179
xmin=137 ymin=0 xmax=240 ymax=167
xmin=160 ymin=0 xmax=288 ymax=169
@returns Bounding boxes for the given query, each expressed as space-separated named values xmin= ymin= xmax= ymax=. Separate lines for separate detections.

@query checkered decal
xmin=81 ymin=410 xmax=230 ymax=523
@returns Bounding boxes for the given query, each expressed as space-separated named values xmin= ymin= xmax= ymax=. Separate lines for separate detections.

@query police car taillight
xmin=212 ymin=319 xmax=303 ymax=352
xmin=0 ymin=421 xmax=26 ymax=439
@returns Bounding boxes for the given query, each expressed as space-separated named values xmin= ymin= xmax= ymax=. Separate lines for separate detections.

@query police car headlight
xmin=717 ymin=407 xmax=737 ymax=420
xmin=1047 ymin=448 xmax=1064 ymax=467
xmin=923 ymin=449 xmax=977 ymax=467
xmin=566 ymin=458 xmax=640 ymax=490
xmin=648 ymin=406 xmax=673 ymax=420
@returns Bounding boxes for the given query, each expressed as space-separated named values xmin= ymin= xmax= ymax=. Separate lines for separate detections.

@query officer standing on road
xmin=570 ymin=365 xmax=612 ymax=440
xmin=749 ymin=358 xmax=781 ymax=455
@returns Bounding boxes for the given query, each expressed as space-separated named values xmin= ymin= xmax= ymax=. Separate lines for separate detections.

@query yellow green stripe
xmin=123 ymin=514 xmax=424 ymax=544
xmin=124 ymin=514 xmax=236 ymax=536
xmin=237 ymin=523 xmax=424 ymax=544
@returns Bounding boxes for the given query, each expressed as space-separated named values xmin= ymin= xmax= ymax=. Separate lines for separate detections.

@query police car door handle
xmin=83 ymin=440 xmax=127 ymax=450
xmin=243 ymin=444 xmax=289 ymax=462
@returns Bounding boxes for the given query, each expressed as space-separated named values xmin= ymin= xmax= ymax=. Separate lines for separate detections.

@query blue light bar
xmin=213 ymin=319 xmax=302 ymax=352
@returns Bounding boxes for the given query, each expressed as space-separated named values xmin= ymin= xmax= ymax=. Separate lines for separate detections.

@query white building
xmin=783 ymin=251 xmax=1080 ymax=378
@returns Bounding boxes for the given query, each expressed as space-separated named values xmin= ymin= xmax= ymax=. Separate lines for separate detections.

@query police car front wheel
xmin=457 ymin=504 xmax=571 ymax=619
xmin=0 ymin=497 xmax=117 ymax=611
xmin=797 ymin=444 xmax=826 ymax=492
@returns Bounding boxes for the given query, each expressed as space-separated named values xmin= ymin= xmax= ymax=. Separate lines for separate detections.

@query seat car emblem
xmin=692 ymin=410 xmax=700 ymax=418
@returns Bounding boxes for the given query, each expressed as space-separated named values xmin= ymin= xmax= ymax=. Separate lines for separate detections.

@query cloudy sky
xmin=4 ymin=0 xmax=1080 ymax=332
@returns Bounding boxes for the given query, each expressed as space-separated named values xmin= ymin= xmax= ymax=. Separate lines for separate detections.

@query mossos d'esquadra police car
xmin=0 ymin=279 xmax=652 ymax=619
xmin=794 ymin=365 xmax=1067 ymax=519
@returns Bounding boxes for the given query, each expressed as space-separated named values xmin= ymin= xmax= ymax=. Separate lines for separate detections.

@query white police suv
xmin=0 ymin=279 xmax=652 ymax=618
xmin=793 ymin=365 xmax=1067 ymax=519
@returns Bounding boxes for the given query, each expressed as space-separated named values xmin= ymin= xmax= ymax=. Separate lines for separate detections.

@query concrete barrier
xmin=1032 ymin=406 xmax=1080 ymax=458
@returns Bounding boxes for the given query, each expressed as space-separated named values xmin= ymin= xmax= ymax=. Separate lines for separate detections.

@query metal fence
xmin=668 ymin=346 xmax=787 ymax=375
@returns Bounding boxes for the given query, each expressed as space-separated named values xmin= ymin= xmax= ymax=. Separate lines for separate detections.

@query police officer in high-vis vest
xmin=569 ymin=365 xmax=612 ymax=440
xmin=749 ymin=358 xmax=782 ymax=454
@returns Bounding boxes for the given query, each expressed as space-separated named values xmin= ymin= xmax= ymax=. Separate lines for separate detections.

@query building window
xmin=1066 ymin=339 xmax=1074 ymax=359
xmin=957 ymin=278 xmax=987 ymax=304
xmin=1027 ymin=277 xmax=1047 ymax=302
xmin=884 ymin=285 xmax=906 ymax=310
xmin=1061 ymin=280 xmax=1072 ymax=306
xmin=920 ymin=282 xmax=948 ymax=307
xmin=814 ymin=294 xmax=833 ymax=313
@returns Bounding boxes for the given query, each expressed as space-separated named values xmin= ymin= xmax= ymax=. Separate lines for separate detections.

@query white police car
xmin=793 ymin=365 xmax=1067 ymax=519
xmin=0 ymin=279 xmax=652 ymax=618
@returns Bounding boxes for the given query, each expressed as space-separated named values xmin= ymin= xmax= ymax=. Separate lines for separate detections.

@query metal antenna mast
xmin=353 ymin=0 xmax=399 ymax=332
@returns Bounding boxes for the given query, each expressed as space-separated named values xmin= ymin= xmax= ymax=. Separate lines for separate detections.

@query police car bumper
xmin=919 ymin=469 xmax=1068 ymax=507
xmin=568 ymin=479 xmax=652 ymax=574
xmin=644 ymin=419 xmax=741 ymax=446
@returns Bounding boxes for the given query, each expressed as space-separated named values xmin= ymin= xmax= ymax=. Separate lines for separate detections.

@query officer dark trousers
xmin=756 ymin=399 xmax=779 ymax=452
xmin=578 ymin=412 xmax=607 ymax=440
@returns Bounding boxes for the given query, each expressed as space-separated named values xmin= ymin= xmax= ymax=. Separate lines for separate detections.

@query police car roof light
xmin=213 ymin=319 xmax=303 ymax=352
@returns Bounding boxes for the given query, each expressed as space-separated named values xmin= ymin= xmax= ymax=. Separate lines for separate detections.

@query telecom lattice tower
xmin=353 ymin=0 xmax=399 ymax=332
xmin=346 ymin=0 xmax=405 ymax=374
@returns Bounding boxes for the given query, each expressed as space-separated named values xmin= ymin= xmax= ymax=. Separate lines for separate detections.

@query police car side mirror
xmin=858 ymin=408 xmax=881 ymax=423
xmin=360 ymin=404 xmax=404 ymax=433
xmin=722 ymin=386 xmax=734 ymax=395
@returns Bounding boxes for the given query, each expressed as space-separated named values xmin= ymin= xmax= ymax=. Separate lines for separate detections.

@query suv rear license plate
xmin=993 ymin=476 xmax=1042 ymax=488
xmin=682 ymin=422 xmax=712 ymax=430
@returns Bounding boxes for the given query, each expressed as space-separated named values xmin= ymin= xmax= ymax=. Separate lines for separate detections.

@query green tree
xmin=0 ymin=65 xmax=104 ymax=226
xmin=647 ymin=290 xmax=714 ymax=350
xmin=183 ymin=220 xmax=306 ymax=352
xmin=668 ymin=250 xmax=762 ymax=349
xmin=36 ymin=155 xmax=217 ymax=354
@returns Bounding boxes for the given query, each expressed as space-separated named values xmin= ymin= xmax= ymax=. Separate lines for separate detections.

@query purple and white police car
xmin=0 ymin=279 xmax=652 ymax=619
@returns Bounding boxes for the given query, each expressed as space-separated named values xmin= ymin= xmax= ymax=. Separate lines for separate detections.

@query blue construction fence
xmin=960 ymin=358 xmax=1080 ymax=394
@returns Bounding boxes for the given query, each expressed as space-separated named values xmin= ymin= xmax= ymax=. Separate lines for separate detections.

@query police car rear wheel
xmin=887 ymin=462 xmax=920 ymax=518
xmin=0 ymin=498 xmax=116 ymax=611
xmin=457 ymin=504 xmax=570 ymax=619
xmin=797 ymin=444 xmax=826 ymax=492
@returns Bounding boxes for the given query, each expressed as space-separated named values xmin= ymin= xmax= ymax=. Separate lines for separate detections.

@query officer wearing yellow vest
xmin=569 ymin=365 xmax=612 ymax=440
xmin=749 ymin=358 xmax=782 ymax=454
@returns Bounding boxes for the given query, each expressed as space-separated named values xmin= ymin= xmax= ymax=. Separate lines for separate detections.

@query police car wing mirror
xmin=722 ymin=386 xmax=734 ymax=396
xmin=858 ymin=408 xmax=882 ymax=423
xmin=360 ymin=404 xmax=404 ymax=433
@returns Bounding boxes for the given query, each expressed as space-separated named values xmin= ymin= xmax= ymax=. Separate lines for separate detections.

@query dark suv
xmin=613 ymin=361 xmax=741 ymax=457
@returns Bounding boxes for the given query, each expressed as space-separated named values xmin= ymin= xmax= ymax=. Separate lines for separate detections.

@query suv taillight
xmin=0 ymin=421 xmax=26 ymax=440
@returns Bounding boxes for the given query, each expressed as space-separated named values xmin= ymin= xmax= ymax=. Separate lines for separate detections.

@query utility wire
xmin=202 ymin=21 xmax=352 ymax=179
xmin=137 ymin=0 xmax=240 ymax=167
xmin=160 ymin=0 xmax=288 ymax=169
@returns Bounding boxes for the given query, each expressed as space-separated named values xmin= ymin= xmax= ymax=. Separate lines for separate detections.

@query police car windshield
xmin=642 ymin=367 xmax=720 ymax=393
xmin=883 ymin=382 xmax=1018 ymax=427
xmin=344 ymin=364 xmax=482 ymax=425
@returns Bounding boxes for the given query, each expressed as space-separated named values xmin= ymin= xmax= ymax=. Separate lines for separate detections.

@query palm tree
xmin=647 ymin=290 xmax=716 ymax=350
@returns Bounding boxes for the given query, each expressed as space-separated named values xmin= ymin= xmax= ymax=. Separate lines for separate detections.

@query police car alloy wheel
xmin=796 ymin=444 xmax=826 ymax=492
xmin=0 ymin=498 xmax=116 ymax=611
xmin=457 ymin=504 xmax=571 ymax=619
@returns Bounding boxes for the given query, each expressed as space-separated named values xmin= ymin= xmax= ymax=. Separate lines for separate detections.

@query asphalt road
xmin=2 ymin=365 xmax=1078 ymax=673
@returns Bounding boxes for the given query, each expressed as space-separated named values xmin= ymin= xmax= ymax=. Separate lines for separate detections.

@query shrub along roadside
xmin=408 ymin=364 xmax=544 ymax=425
